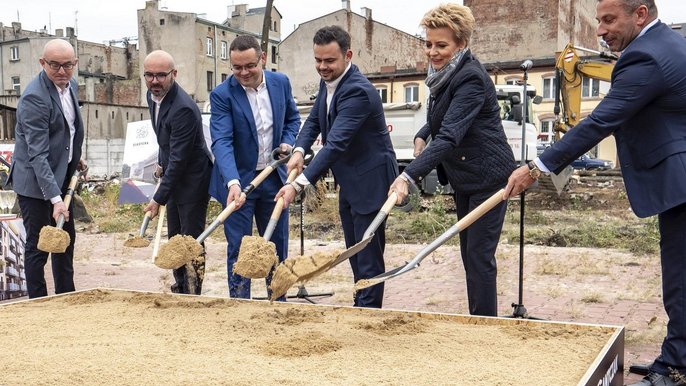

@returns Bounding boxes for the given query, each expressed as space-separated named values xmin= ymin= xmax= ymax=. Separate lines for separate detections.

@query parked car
xmin=571 ymin=154 xmax=614 ymax=170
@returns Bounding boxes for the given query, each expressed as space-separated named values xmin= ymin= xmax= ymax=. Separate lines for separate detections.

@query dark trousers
xmin=223 ymin=172 xmax=288 ymax=300
xmin=166 ymin=194 xmax=209 ymax=295
xmin=18 ymin=195 xmax=76 ymax=299
xmin=652 ymin=202 xmax=686 ymax=375
xmin=340 ymin=199 xmax=386 ymax=308
xmin=455 ymin=188 xmax=508 ymax=316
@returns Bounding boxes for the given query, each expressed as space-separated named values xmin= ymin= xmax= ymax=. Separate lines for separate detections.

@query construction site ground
xmin=10 ymin=170 xmax=662 ymax=384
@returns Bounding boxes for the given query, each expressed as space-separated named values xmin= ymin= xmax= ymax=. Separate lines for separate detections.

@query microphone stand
xmin=510 ymin=61 xmax=540 ymax=319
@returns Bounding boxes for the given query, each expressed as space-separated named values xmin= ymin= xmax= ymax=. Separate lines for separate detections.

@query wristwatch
xmin=527 ymin=161 xmax=542 ymax=180
xmin=290 ymin=181 xmax=304 ymax=194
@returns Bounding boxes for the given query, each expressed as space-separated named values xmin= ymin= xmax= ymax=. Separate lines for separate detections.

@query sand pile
xmin=37 ymin=226 xmax=70 ymax=253
xmin=269 ymin=250 xmax=342 ymax=300
xmin=233 ymin=236 xmax=278 ymax=278
xmin=154 ymin=235 xmax=203 ymax=269
xmin=123 ymin=236 xmax=150 ymax=248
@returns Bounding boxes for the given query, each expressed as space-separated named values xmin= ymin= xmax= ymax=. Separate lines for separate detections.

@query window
xmin=271 ymin=46 xmax=277 ymax=64
xmin=207 ymin=71 xmax=214 ymax=91
xmin=273 ymin=21 xmax=277 ymax=32
xmin=221 ymin=73 xmax=228 ymax=82
xmin=220 ymin=41 xmax=227 ymax=59
xmin=376 ymin=87 xmax=388 ymax=103
xmin=404 ymin=84 xmax=419 ymax=103
xmin=206 ymin=38 xmax=213 ymax=57
xmin=539 ymin=119 xmax=554 ymax=144
xmin=10 ymin=46 xmax=19 ymax=61
xmin=11 ymin=77 xmax=20 ymax=95
xmin=504 ymin=76 xmax=521 ymax=85
xmin=542 ymin=76 xmax=557 ymax=99
xmin=582 ymin=77 xmax=600 ymax=98
xmin=159 ymin=19 xmax=165 ymax=26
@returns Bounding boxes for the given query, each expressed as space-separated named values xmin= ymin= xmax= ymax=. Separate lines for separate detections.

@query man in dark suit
xmin=8 ymin=39 xmax=86 ymax=299
xmin=276 ymin=26 xmax=398 ymax=308
xmin=504 ymin=1 xmax=686 ymax=385
xmin=208 ymin=35 xmax=300 ymax=299
xmin=143 ymin=50 xmax=212 ymax=295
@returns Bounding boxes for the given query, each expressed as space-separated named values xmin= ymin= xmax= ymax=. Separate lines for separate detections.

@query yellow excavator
xmin=553 ymin=43 xmax=618 ymax=140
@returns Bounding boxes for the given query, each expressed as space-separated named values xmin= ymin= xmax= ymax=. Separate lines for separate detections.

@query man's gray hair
xmin=614 ymin=0 xmax=658 ymax=17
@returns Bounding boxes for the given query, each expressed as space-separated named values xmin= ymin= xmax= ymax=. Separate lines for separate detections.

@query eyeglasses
xmin=231 ymin=61 xmax=260 ymax=72
xmin=143 ymin=70 xmax=174 ymax=82
xmin=44 ymin=60 xmax=76 ymax=71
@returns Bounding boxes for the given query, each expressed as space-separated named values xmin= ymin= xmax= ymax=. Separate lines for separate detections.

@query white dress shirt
xmin=51 ymin=82 xmax=77 ymax=204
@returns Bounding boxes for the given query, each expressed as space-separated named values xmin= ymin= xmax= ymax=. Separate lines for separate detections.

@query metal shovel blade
xmin=354 ymin=189 xmax=506 ymax=291
xmin=327 ymin=192 xmax=399 ymax=269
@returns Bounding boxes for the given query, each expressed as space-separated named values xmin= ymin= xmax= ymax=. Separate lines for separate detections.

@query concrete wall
xmin=278 ymin=9 xmax=426 ymax=102
xmin=84 ymin=138 xmax=126 ymax=177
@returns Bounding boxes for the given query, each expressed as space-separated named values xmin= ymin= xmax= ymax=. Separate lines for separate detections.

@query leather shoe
xmin=630 ymin=363 xmax=654 ymax=376
xmin=627 ymin=372 xmax=681 ymax=386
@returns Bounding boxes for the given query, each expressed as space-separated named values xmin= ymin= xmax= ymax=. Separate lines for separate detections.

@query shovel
xmin=354 ymin=188 xmax=506 ymax=291
xmin=124 ymin=180 xmax=162 ymax=248
xmin=234 ymin=150 xmax=315 ymax=278
xmin=150 ymin=204 xmax=166 ymax=263
xmin=37 ymin=168 xmax=84 ymax=254
xmin=154 ymin=148 xmax=292 ymax=269
xmin=328 ymin=191 xmax=400 ymax=268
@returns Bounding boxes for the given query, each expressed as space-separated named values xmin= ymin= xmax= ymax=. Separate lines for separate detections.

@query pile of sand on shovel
xmin=37 ymin=226 xmax=70 ymax=253
xmin=269 ymin=249 xmax=342 ymax=301
xmin=123 ymin=236 xmax=150 ymax=248
xmin=233 ymin=236 xmax=278 ymax=278
xmin=154 ymin=235 xmax=203 ymax=269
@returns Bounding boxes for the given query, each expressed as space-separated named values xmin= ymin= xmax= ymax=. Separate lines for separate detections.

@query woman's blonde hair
xmin=420 ymin=3 xmax=476 ymax=47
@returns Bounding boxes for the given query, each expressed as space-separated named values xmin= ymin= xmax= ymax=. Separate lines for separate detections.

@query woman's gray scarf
xmin=425 ymin=48 xmax=468 ymax=95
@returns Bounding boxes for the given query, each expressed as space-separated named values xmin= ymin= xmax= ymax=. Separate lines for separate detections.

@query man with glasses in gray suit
xmin=7 ymin=39 xmax=86 ymax=298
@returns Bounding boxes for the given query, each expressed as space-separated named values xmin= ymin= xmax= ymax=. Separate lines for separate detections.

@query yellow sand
xmin=234 ymin=236 xmax=278 ymax=278
xmin=154 ymin=235 xmax=203 ymax=269
xmin=37 ymin=226 xmax=70 ymax=253
xmin=269 ymin=250 xmax=342 ymax=300
xmin=123 ymin=236 xmax=150 ymax=248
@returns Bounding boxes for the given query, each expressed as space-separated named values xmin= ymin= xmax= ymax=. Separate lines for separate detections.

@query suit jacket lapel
xmin=265 ymin=72 xmax=282 ymax=146
xmin=229 ymin=77 xmax=259 ymax=145
xmin=318 ymin=81 xmax=328 ymax=144
xmin=42 ymin=72 xmax=65 ymax=117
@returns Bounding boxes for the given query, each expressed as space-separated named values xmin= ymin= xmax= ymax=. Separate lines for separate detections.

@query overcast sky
xmin=2 ymin=0 xmax=685 ymax=44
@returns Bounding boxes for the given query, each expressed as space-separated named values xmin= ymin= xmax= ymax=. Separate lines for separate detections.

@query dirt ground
xmin=20 ymin=228 xmax=660 ymax=384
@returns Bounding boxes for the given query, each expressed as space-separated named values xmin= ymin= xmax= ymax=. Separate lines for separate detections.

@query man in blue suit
xmin=143 ymin=50 xmax=212 ymax=295
xmin=276 ymin=26 xmax=398 ymax=308
xmin=504 ymin=1 xmax=686 ymax=384
xmin=209 ymin=35 xmax=300 ymax=299
xmin=8 ymin=39 xmax=86 ymax=298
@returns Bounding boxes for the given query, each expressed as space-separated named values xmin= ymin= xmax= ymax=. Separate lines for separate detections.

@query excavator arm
xmin=554 ymin=43 xmax=617 ymax=139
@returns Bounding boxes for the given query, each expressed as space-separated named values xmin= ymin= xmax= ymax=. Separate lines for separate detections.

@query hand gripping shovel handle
xmin=196 ymin=149 xmax=294 ymax=244
xmin=55 ymin=170 xmax=81 ymax=229
xmin=263 ymin=169 xmax=299 ymax=241
xmin=355 ymin=189 xmax=506 ymax=290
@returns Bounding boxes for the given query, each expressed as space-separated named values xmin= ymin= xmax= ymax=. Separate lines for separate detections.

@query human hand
xmin=287 ymin=151 xmax=305 ymax=174
xmin=388 ymin=176 xmax=410 ymax=205
xmin=503 ymin=165 xmax=536 ymax=198
xmin=275 ymin=184 xmax=297 ymax=209
xmin=154 ymin=163 xmax=164 ymax=179
xmin=278 ymin=143 xmax=293 ymax=158
xmin=413 ymin=138 xmax=426 ymax=157
xmin=226 ymin=184 xmax=245 ymax=210
xmin=52 ymin=201 xmax=69 ymax=223
xmin=143 ymin=200 xmax=160 ymax=219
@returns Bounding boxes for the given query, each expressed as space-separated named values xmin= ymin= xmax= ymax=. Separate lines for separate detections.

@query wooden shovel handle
xmin=151 ymin=205 xmax=166 ymax=263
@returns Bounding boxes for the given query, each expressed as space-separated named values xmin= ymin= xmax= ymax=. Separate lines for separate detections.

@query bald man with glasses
xmin=7 ymin=39 xmax=87 ymax=298
xmin=142 ymin=50 xmax=213 ymax=295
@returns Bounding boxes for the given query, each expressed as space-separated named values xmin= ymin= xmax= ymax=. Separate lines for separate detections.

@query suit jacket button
xmin=66 ymin=146 xmax=69 ymax=150
xmin=461 ymin=156 xmax=466 ymax=161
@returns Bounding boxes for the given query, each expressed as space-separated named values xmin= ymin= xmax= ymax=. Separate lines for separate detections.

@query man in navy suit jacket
xmin=208 ymin=35 xmax=300 ymax=299
xmin=143 ymin=50 xmax=212 ymax=295
xmin=505 ymin=1 xmax=686 ymax=384
xmin=8 ymin=39 xmax=86 ymax=298
xmin=276 ymin=26 xmax=398 ymax=308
